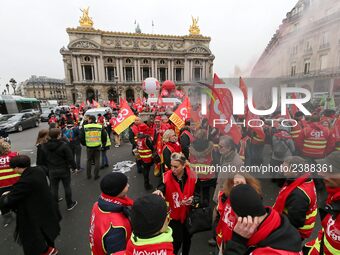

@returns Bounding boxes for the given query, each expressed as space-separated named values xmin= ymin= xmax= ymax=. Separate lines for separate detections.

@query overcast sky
xmin=0 ymin=0 xmax=297 ymax=92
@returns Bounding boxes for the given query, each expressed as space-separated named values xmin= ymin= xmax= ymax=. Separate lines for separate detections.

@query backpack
xmin=273 ymin=137 xmax=289 ymax=158
xmin=63 ymin=128 xmax=75 ymax=142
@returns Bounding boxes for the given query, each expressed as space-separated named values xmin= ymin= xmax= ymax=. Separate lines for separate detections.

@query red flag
xmin=209 ymin=74 xmax=242 ymax=144
xmin=112 ymin=99 xmax=136 ymax=135
xmin=239 ymin=77 xmax=248 ymax=100
xmin=169 ymin=97 xmax=191 ymax=129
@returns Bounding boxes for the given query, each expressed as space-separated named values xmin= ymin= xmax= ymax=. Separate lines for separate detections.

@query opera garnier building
xmin=60 ymin=8 xmax=215 ymax=104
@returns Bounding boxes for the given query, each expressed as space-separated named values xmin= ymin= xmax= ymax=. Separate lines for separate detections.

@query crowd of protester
xmin=0 ymin=100 xmax=340 ymax=255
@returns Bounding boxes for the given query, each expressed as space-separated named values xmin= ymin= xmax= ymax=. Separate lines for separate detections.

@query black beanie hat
xmin=230 ymin=184 xmax=266 ymax=217
xmin=131 ymin=194 xmax=168 ymax=238
xmin=100 ymin=173 xmax=128 ymax=197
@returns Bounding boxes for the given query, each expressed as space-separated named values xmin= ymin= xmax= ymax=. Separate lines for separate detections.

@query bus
xmin=0 ymin=95 xmax=41 ymax=115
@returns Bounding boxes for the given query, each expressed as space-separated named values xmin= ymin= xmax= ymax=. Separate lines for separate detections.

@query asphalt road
xmin=0 ymin=123 xmax=320 ymax=255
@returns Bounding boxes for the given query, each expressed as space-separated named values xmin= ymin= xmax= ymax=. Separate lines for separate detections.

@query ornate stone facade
xmin=251 ymin=0 xmax=340 ymax=105
xmin=60 ymin=25 xmax=215 ymax=104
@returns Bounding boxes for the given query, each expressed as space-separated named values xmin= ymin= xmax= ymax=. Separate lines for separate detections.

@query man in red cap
xmin=136 ymin=123 xmax=154 ymax=190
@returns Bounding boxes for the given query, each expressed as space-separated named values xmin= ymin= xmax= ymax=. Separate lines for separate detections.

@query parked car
xmin=40 ymin=108 xmax=53 ymax=122
xmin=0 ymin=113 xmax=40 ymax=132
xmin=79 ymin=107 xmax=112 ymax=127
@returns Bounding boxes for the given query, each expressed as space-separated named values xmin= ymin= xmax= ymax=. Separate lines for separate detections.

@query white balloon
xmin=142 ymin=77 xmax=160 ymax=95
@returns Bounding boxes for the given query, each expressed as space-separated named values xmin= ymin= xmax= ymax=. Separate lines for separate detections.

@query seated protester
xmin=304 ymin=151 xmax=340 ymax=255
xmin=154 ymin=152 xmax=199 ymax=255
xmin=89 ymin=173 xmax=133 ymax=255
xmin=224 ymin=184 xmax=302 ymax=255
xmin=273 ymin=156 xmax=317 ymax=240
xmin=118 ymin=194 xmax=174 ymax=255
xmin=215 ymin=174 xmax=262 ymax=254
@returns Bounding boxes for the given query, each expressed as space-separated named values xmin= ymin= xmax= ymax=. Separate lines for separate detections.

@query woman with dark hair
xmin=36 ymin=128 xmax=49 ymax=175
xmin=154 ymin=152 xmax=198 ymax=255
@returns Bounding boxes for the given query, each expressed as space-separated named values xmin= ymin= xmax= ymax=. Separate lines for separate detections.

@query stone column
xmin=134 ymin=59 xmax=138 ymax=82
xmin=137 ymin=59 xmax=141 ymax=82
xmin=168 ymin=60 xmax=172 ymax=80
xmin=115 ymin=58 xmax=119 ymax=81
xmin=93 ymin=57 xmax=98 ymax=82
xmin=184 ymin=59 xmax=190 ymax=82
xmin=154 ymin=59 xmax=158 ymax=80
xmin=77 ymin=56 xmax=83 ymax=81
xmin=98 ymin=55 xmax=105 ymax=82
xmin=71 ymin=56 xmax=78 ymax=82
xmin=119 ymin=59 xmax=124 ymax=82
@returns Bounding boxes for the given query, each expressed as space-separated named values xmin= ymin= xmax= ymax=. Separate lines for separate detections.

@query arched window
xmin=143 ymin=59 xmax=149 ymax=64
xmin=194 ymin=60 xmax=200 ymax=65
xmin=108 ymin=88 xmax=118 ymax=103
xmin=126 ymin=88 xmax=135 ymax=102
xmin=86 ymin=88 xmax=95 ymax=103
xmin=107 ymin=57 xmax=113 ymax=63
xmin=126 ymin=58 xmax=132 ymax=64
xmin=175 ymin=60 xmax=182 ymax=65
xmin=160 ymin=59 xmax=165 ymax=65
xmin=84 ymin=56 xmax=91 ymax=62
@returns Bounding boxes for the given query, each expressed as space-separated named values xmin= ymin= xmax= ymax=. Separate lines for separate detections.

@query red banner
xmin=169 ymin=97 xmax=191 ymax=129
xmin=112 ymin=99 xmax=136 ymax=135
xmin=208 ymin=74 xmax=242 ymax=144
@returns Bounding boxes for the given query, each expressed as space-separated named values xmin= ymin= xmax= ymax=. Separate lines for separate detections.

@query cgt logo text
xmin=201 ymin=86 xmax=312 ymax=117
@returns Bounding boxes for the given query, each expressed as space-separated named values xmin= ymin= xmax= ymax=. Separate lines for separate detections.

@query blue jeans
xmin=101 ymin=150 xmax=108 ymax=166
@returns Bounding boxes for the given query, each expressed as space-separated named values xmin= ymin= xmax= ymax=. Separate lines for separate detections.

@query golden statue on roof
xmin=79 ymin=7 xmax=94 ymax=28
xmin=189 ymin=16 xmax=201 ymax=36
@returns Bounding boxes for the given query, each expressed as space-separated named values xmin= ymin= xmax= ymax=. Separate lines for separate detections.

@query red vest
xmin=89 ymin=197 xmax=132 ymax=255
xmin=301 ymin=124 xmax=329 ymax=158
xmin=124 ymin=239 xmax=174 ymax=255
xmin=180 ymin=130 xmax=193 ymax=143
xmin=189 ymin=148 xmax=214 ymax=181
xmin=137 ymin=137 xmax=153 ymax=163
xmin=216 ymin=192 xmax=237 ymax=247
xmin=163 ymin=166 xmax=196 ymax=223
xmin=274 ymin=178 xmax=317 ymax=239
xmin=290 ymin=123 xmax=302 ymax=141
xmin=0 ymin=152 xmax=20 ymax=189
xmin=305 ymin=190 xmax=340 ymax=255
xmin=162 ymin=142 xmax=182 ymax=171
xmin=131 ymin=125 xmax=139 ymax=143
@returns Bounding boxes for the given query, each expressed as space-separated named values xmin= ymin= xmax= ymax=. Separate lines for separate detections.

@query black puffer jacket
xmin=41 ymin=138 xmax=76 ymax=176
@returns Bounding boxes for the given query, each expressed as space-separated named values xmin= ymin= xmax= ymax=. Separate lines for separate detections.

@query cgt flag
xmin=209 ymin=74 xmax=242 ymax=144
xmin=112 ymin=99 xmax=136 ymax=135
xmin=169 ymin=96 xmax=191 ymax=129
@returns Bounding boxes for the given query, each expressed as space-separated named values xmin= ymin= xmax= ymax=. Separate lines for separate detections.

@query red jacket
xmin=48 ymin=116 xmax=58 ymax=124
xmin=0 ymin=151 xmax=20 ymax=189
xmin=163 ymin=166 xmax=196 ymax=223
xmin=305 ymin=188 xmax=340 ymax=255
xmin=89 ymin=195 xmax=133 ymax=255
xmin=295 ymin=122 xmax=335 ymax=158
